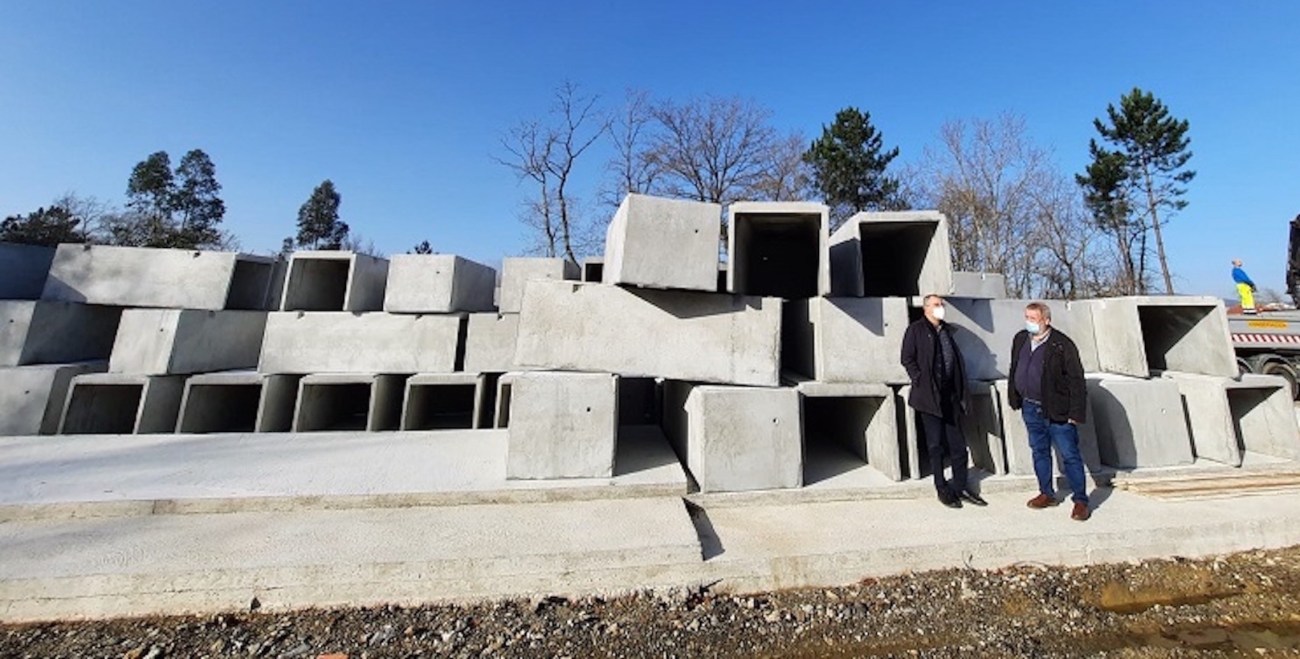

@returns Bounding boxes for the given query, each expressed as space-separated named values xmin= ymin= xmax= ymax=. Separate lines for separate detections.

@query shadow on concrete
xmin=684 ymin=499 xmax=725 ymax=560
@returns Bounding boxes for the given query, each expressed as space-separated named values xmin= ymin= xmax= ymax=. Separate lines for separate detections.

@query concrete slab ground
xmin=109 ymin=309 xmax=267 ymax=375
xmin=384 ymin=254 xmax=496 ymax=313
xmin=1088 ymin=375 xmax=1195 ymax=469
xmin=0 ymin=361 xmax=107 ymax=436
xmin=176 ymin=370 xmax=302 ymax=434
xmin=507 ymin=372 xmax=619 ymax=479
xmin=0 ymin=242 xmax=55 ymax=300
xmin=943 ymin=297 xmax=1101 ymax=379
xmin=41 ymin=244 xmax=276 ymax=310
xmin=829 ymin=211 xmax=954 ymax=298
xmin=499 ymin=257 xmax=580 ymax=313
xmin=727 ymin=202 xmax=830 ymax=298
xmin=58 ymin=373 xmax=187 ymax=435
xmin=0 ymin=301 xmax=121 ymax=367
xmin=259 ymin=312 xmax=463 ymax=374
xmin=515 ymin=281 xmax=782 ymax=387
xmin=1083 ymin=296 xmax=1237 ymax=378
xmin=782 ymin=297 xmax=910 ymax=384
xmin=463 ymin=312 xmax=520 ymax=373
xmin=293 ymin=373 xmax=407 ymax=432
xmin=604 ymin=194 xmax=721 ymax=292
xmin=1163 ymin=371 xmax=1300 ymax=465
xmin=280 ymin=251 xmax=389 ymax=312
xmin=951 ymin=271 xmax=1007 ymax=299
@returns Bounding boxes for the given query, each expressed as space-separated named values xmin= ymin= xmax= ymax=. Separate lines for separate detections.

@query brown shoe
xmin=1071 ymin=502 xmax=1091 ymax=521
xmin=1026 ymin=493 xmax=1059 ymax=509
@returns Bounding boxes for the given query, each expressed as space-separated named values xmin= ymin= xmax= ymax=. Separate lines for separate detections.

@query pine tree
xmin=803 ymin=107 xmax=903 ymax=228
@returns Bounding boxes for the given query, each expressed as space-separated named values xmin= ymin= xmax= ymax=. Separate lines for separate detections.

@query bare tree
xmin=1026 ymin=174 xmax=1117 ymax=299
xmin=496 ymin=82 xmax=608 ymax=266
xmin=645 ymin=95 xmax=778 ymax=206
xmin=599 ymin=89 xmax=659 ymax=212
xmin=750 ymin=132 xmax=815 ymax=202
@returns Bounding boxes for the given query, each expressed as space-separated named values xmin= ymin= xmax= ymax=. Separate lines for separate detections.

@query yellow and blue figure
xmin=1232 ymin=259 xmax=1257 ymax=314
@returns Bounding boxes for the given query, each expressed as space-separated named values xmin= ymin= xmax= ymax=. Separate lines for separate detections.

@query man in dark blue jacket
xmin=1007 ymin=301 xmax=1091 ymax=521
xmin=900 ymin=294 xmax=986 ymax=509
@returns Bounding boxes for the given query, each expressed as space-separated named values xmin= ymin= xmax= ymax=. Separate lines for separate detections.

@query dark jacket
xmin=1007 ymin=328 xmax=1088 ymax=424
xmin=900 ymin=318 xmax=969 ymax=417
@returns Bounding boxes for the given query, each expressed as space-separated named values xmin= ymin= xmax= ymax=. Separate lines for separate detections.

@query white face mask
xmin=1026 ymin=321 xmax=1041 ymax=335
xmin=932 ymin=306 xmax=946 ymax=321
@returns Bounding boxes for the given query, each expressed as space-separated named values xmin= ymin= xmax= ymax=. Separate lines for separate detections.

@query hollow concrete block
xmin=797 ymin=381 xmax=901 ymax=481
xmin=604 ymin=194 xmax=721 ymax=292
xmin=943 ymin=298 xmax=1100 ymax=380
xmin=506 ymin=371 xmax=619 ymax=479
xmin=293 ymin=373 xmax=407 ymax=432
xmin=0 ymin=361 xmax=107 ymax=435
xmin=673 ymin=384 xmax=802 ymax=492
xmin=175 ymin=370 xmax=302 ymax=434
xmin=1081 ymin=296 xmax=1236 ymax=378
xmin=41 ymin=244 xmax=275 ymax=310
xmin=728 ymin=201 xmax=830 ymax=298
xmin=259 ymin=312 xmax=463 ymax=374
xmin=829 ymin=211 xmax=954 ymax=298
xmin=952 ymin=272 xmax=1007 ymax=299
xmin=384 ymin=254 xmax=496 ymax=313
xmin=581 ymin=257 xmax=604 ymax=283
xmin=463 ymin=313 xmax=520 ymax=373
xmin=499 ymin=257 xmax=580 ymax=313
xmin=782 ymin=297 xmax=910 ymax=384
xmin=1162 ymin=371 xmax=1300 ymax=465
xmin=515 ymin=281 xmax=781 ymax=386
xmin=280 ymin=251 xmax=389 ymax=312
xmin=992 ymin=379 xmax=1102 ymax=476
xmin=961 ymin=380 xmax=1007 ymax=475
xmin=401 ymin=372 xmax=483 ymax=431
xmin=1087 ymin=375 xmax=1193 ymax=469
xmin=1 ymin=301 xmax=122 ymax=367
xmin=109 ymin=309 xmax=268 ymax=375
xmin=0 ymin=242 xmax=56 ymax=300
xmin=59 ymin=373 xmax=187 ymax=434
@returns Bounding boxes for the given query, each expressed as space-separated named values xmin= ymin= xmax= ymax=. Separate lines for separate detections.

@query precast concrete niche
xmin=1163 ymin=372 xmax=1300 ymax=465
xmin=293 ymin=374 xmax=406 ymax=432
xmin=59 ymin=374 xmax=186 ymax=434
xmin=401 ymin=373 xmax=480 ymax=431
xmin=280 ymin=251 xmax=389 ymax=312
xmin=1085 ymin=297 xmax=1236 ymax=378
xmin=797 ymin=382 xmax=900 ymax=483
xmin=605 ymin=195 xmax=721 ymax=292
xmin=1 ymin=301 xmax=121 ymax=367
xmin=0 ymin=361 xmax=107 ymax=435
xmin=0 ymin=242 xmax=56 ymax=300
xmin=506 ymin=371 xmax=619 ymax=479
xmin=728 ymin=202 xmax=829 ymax=299
xmin=829 ymin=211 xmax=954 ymax=298
xmin=175 ymin=371 xmax=302 ymax=434
xmin=41 ymin=245 xmax=276 ymax=310
xmin=581 ymin=258 xmax=605 ymax=283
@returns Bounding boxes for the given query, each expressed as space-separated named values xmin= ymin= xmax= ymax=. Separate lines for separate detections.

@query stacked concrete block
xmin=830 ymin=211 xmax=954 ymax=298
xmin=952 ymin=272 xmax=1008 ymax=299
xmin=1162 ymin=372 xmax=1300 ymax=465
xmin=259 ymin=312 xmax=463 ymax=374
xmin=463 ymin=313 xmax=521 ymax=373
xmin=797 ymin=381 xmax=901 ymax=481
xmin=728 ymin=201 xmax=830 ymax=299
xmin=280 ymin=251 xmax=389 ymax=312
xmin=59 ymin=373 xmax=187 ymax=434
xmin=604 ymin=195 xmax=721 ymax=292
xmin=1082 ymin=296 xmax=1236 ymax=378
xmin=1087 ymin=375 xmax=1194 ymax=469
xmin=506 ymin=372 xmax=619 ymax=479
xmin=515 ymin=280 xmax=782 ymax=387
xmin=384 ymin=254 xmax=496 ymax=313
xmin=175 ymin=371 xmax=302 ymax=434
xmin=783 ymin=297 xmax=910 ymax=384
xmin=293 ymin=373 xmax=407 ymax=432
xmin=109 ymin=309 xmax=267 ymax=375
xmin=991 ymin=379 xmax=1103 ymax=476
xmin=42 ymin=244 xmax=277 ymax=310
xmin=0 ymin=361 xmax=107 ymax=435
xmin=942 ymin=298 xmax=1100 ymax=380
xmin=0 ymin=242 xmax=56 ymax=300
xmin=401 ymin=372 xmax=485 ymax=431
xmin=499 ymin=257 xmax=580 ymax=313
xmin=662 ymin=383 xmax=802 ymax=492
xmin=1 ymin=301 xmax=121 ymax=367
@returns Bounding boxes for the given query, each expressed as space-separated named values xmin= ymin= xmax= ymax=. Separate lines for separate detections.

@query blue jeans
xmin=1021 ymin=401 xmax=1088 ymax=504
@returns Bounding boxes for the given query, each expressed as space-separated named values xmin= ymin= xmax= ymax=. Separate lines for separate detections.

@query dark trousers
xmin=918 ymin=394 xmax=969 ymax=495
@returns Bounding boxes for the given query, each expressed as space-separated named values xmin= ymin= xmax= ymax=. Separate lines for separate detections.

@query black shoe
xmin=938 ymin=490 xmax=962 ymax=509
xmin=960 ymin=491 xmax=988 ymax=507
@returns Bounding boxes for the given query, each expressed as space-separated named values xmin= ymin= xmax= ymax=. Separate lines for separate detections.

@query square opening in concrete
xmin=297 ymin=383 xmax=372 ymax=431
xmin=225 ymin=259 xmax=274 ymax=310
xmin=62 ymin=384 xmax=142 ymax=434
xmin=732 ymin=213 xmax=822 ymax=298
xmin=404 ymin=383 xmax=476 ymax=430
xmin=179 ymin=384 xmax=260 ymax=433
xmin=858 ymin=222 xmax=936 ymax=297
xmin=583 ymin=261 xmax=604 ymax=283
xmin=802 ymin=396 xmax=880 ymax=484
xmin=283 ymin=258 xmax=350 ymax=311
xmin=1226 ymin=387 xmax=1270 ymax=455
xmin=494 ymin=378 xmax=514 ymax=428
xmin=1137 ymin=305 xmax=1217 ymax=372
xmin=618 ymin=377 xmax=661 ymax=426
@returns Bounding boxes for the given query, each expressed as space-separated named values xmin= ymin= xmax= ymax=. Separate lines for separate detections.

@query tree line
xmin=498 ymin=84 xmax=1196 ymax=299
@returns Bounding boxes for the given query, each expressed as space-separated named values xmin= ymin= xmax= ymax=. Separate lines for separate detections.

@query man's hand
xmin=1068 ymin=419 xmax=1080 ymax=425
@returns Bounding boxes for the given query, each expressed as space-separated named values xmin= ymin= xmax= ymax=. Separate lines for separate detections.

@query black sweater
xmin=1006 ymin=328 xmax=1088 ymax=424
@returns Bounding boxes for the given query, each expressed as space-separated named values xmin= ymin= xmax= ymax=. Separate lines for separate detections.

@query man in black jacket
xmin=1007 ymin=301 xmax=1091 ymax=521
xmin=900 ymin=294 xmax=986 ymax=509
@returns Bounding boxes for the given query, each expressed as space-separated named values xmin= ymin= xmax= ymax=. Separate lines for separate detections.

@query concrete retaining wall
xmin=109 ymin=310 xmax=267 ymax=375
xmin=506 ymin=371 xmax=618 ymax=479
xmin=0 ymin=302 xmax=121 ymax=367
xmin=384 ymin=255 xmax=496 ymax=313
xmin=604 ymin=194 xmax=720 ymax=292
xmin=42 ymin=244 xmax=274 ymax=310
xmin=783 ymin=297 xmax=910 ymax=384
xmin=0 ymin=361 xmax=107 ymax=435
xmin=0 ymin=243 xmax=56 ymax=300
xmin=499 ymin=258 xmax=579 ymax=313
xmin=728 ymin=202 xmax=829 ymax=298
xmin=830 ymin=211 xmax=953 ymax=298
xmin=59 ymin=373 xmax=187 ymax=434
xmin=259 ymin=312 xmax=463 ymax=374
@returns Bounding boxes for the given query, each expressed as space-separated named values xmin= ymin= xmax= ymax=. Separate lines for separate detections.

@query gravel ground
xmin=5 ymin=546 xmax=1300 ymax=658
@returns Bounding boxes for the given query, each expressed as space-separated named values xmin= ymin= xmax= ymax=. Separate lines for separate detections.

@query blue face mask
xmin=1026 ymin=321 xmax=1041 ymax=335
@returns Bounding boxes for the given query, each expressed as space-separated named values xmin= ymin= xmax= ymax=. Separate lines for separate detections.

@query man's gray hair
xmin=922 ymin=293 xmax=943 ymax=306
xmin=1025 ymin=301 xmax=1052 ymax=321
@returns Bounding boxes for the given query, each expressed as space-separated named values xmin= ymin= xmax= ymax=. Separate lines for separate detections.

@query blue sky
xmin=2 ymin=2 xmax=1297 ymax=298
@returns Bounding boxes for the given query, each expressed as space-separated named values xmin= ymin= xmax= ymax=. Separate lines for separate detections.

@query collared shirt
xmin=937 ymin=323 xmax=957 ymax=385
xmin=1016 ymin=330 xmax=1050 ymax=403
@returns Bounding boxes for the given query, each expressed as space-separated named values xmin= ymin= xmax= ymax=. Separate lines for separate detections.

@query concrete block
xmin=728 ymin=201 xmax=830 ymax=298
xmin=1162 ymin=372 xmax=1300 ymax=465
xmin=829 ymin=211 xmax=953 ymax=298
xmin=59 ymin=373 xmax=186 ymax=434
xmin=0 ymin=301 xmax=121 ymax=367
xmin=259 ymin=312 xmax=463 ymax=374
xmin=280 ymin=251 xmax=389 ymax=312
xmin=401 ymin=372 xmax=482 ymax=430
xmin=674 ymin=384 xmax=802 ymax=492
xmin=384 ymin=254 xmax=496 ymax=313
xmin=493 ymin=372 xmax=520 ymax=428
xmin=943 ymin=298 xmax=1100 ymax=380
xmin=798 ymin=381 xmax=901 ymax=482
xmin=515 ymin=281 xmax=782 ymax=386
xmin=109 ymin=309 xmax=268 ymax=375
xmin=0 ymin=242 xmax=56 ymax=300
xmin=581 ymin=257 xmax=604 ymax=283
xmin=1082 ymin=296 xmax=1236 ymax=378
xmin=992 ymin=379 xmax=1102 ymax=476
xmin=41 ymin=244 xmax=275 ymax=310
xmin=782 ymin=297 xmax=910 ymax=384
xmin=952 ymin=272 xmax=1007 ymax=299
xmin=961 ymin=381 xmax=1007 ymax=475
xmin=293 ymin=373 xmax=406 ymax=432
xmin=506 ymin=372 xmax=618 ymax=479
xmin=463 ymin=313 xmax=519 ymax=373
xmin=605 ymin=194 xmax=721 ymax=292
xmin=0 ymin=361 xmax=107 ymax=435
xmin=1087 ymin=375 xmax=1194 ymax=469
xmin=499 ymin=257 xmax=579 ymax=313
xmin=175 ymin=370 xmax=302 ymax=434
